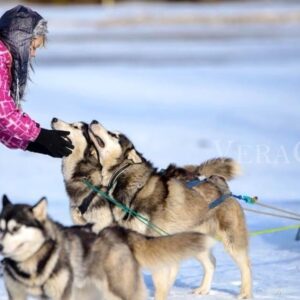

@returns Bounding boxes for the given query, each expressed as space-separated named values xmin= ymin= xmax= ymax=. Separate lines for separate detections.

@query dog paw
xmin=237 ymin=292 xmax=252 ymax=299
xmin=193 ymin=287 xmax=210 ymax=295
xmin=71 ymin=207 xmax=86 ymax=225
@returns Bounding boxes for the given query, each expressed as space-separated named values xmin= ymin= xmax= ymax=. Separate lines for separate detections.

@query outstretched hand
xmin=26 ymin=128 xmax=74 ymax=158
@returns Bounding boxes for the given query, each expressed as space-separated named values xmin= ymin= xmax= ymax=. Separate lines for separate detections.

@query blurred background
xmin=0 ymin=0 xmax=299 ymax=210
xmin=0 ymin=1 xmax=300 ymax=299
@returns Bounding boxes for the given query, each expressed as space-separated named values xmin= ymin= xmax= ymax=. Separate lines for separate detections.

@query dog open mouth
xmin=89 ymin=129 xmax=105 ymax=148
xmin=95 ymin=136 xmax=105 ymax=148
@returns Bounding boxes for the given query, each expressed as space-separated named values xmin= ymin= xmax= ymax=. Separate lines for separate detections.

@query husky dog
xmin=51 ymin=118 xmax=101 ymax=225
xmin=51 ymin=118 xmax=251 ymax=298
xmin=51 ymin=118 xmax=240 ymax=227
xmin=83 ymin=120 xmax=252 ymax=299
xmin=0 ymin=195 xmax=214 ymax=300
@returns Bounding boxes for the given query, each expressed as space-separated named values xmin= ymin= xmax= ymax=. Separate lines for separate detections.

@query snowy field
xmin=0 ymin=1 xmax=300 ymax=299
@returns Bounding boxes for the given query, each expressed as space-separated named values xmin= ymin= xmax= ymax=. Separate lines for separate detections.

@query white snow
xmin=0 ymin=1 xmax=299 ymax=299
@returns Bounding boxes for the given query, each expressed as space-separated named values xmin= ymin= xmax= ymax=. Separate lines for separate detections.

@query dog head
xmin=88 ymin=120 xmax=142 ymax=171
xmin=0 ymin=195 xmax=48 ymax=262
xmin=51 ymin=118 xmax=96 ymax=161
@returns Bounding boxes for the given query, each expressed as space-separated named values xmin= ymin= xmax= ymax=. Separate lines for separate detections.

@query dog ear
xmin=127 ymin=149 xmax=142 ymax=163
xmin=2 ymin=194 xmax=12 ymax=208
xmin=32 ymin=197 xmax=48 ymax=222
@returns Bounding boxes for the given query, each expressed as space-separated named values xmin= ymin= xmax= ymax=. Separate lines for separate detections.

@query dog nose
xmin=91 ymin=120 xmax=99 ymax=125
xmin=52 ymin=118 xmax=58 ymax=123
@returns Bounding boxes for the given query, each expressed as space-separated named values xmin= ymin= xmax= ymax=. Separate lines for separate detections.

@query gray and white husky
xmin=0 ymin=195 xmax=214 ymax=300
xmin=52 ymin=118 xmax=252 ymax=299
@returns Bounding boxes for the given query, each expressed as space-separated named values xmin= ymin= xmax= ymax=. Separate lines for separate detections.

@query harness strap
xmin=78 ymin=162 xmax=133 ymax=215
xmin=3 ymin=259 xmax=31 ymax=279
xmin=209 ymin=193 xmax=233 ymax=209
xmin=83 ymin=179 xmax=300 ymax=238
xmin=208 ymin=193 xmax=258 ymax=210
xmin=78 ymin=189 xmax=98 ymax=214
xmin=83 ymin=179 xmax=168 ymax=236
xmin=185 ymin=178 xmax=257 ymax=210
xmin=107 ymin=162 xmax=133 ymax=193
xmin=185 ymin=178 xmax=207 ymax=189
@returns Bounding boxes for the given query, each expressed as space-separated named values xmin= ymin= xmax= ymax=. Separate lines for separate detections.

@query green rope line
xmin=249 ymin=224 xmax=300 ymax=237
xmin=83 ymin=179 xmax=300 ymax=239
xmin=83 ymin=179 xmax=168 ymax=236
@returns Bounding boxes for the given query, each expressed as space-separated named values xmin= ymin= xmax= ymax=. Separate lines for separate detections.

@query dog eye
xmin=108 ymin=131 xmax=118 ymax=139
xmin=12 ymin=226 xmax=21 ymax=233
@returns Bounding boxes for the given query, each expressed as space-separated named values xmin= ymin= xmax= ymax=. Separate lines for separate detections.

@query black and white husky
xmin=0 ymin=195 xmax=214 ymax=300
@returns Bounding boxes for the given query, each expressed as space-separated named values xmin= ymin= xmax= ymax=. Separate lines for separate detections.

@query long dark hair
xmin=0 ymin=5 xmax=47 ymax=106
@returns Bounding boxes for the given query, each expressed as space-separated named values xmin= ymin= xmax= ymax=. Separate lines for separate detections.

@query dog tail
xmin=184 ymin=157 xmax=241 ymax=181
xmin=128 ymin=231 xmax=215 ymax=269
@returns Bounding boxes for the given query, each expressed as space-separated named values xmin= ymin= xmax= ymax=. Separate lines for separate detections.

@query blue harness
xmin=185 ymin=178 xmax=256 ymax=209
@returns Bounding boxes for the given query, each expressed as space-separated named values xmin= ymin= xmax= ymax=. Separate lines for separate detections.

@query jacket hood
xmin=0 ymin=5 xmax=48 ymax=106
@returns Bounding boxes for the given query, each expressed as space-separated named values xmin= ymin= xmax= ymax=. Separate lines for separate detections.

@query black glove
xmin=26 ymin=128 xmax=74 ymax=158
xmin=26 ymin=141 xmax=52 ymax=156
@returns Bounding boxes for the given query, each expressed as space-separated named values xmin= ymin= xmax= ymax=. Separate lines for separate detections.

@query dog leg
xmin=72 ymin=284 xmax=101 ymax=300
xmin=4 ymin=273 xmax=26 ymax=300
xmin=228 ymin=248 xmax=252 ymax=299
xmin=152 ymin=265 xmax=178 ymax=300
xmin=6 ymin=290 xmax=26 ymax=300
xmin=193 ymin=250 xmax=216 ymax=295
xmin=133 ymin=277 xmax=148 ymax=300
xmin=93 ymin=279 xmax=124 ymax=300
xmin=219 ymin=219 xmax=252 ymax=299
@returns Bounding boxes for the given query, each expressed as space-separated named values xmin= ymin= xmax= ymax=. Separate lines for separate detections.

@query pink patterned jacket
xmin=0 ymin=40 xmax=40 ymax=150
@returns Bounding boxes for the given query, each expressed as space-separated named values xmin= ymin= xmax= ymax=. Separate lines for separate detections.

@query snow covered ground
xmin=0 ymin=1 xmax=299 ymax=299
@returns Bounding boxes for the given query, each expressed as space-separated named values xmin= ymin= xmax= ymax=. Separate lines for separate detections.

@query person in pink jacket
xmin=0 ymin=5 xmax=73 ymax=158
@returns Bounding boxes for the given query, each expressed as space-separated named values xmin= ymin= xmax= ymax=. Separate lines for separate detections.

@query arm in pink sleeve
xmin=0 ymin=97 xmax=41 ymax=142
xmin=0 ymin=48 xmax=41 ymax=149
xmin=0 ymin=131 xmax=30 ymax=150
